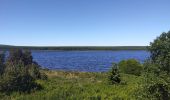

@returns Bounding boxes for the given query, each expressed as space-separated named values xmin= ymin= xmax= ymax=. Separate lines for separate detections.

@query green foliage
xmin=0 ymin=52 xmax=5 ymax=64
xmin=7 ymin=49 xmax=33 ymax=66
xmin=0 ymin=71 xmax=142 ymax=100
xmin=0 ymin=49 xmax=46 ymax=93
xmin=0 ymin=63 xmax=41 ymax=93
xmin=137 ymin=31 xmax=170 ymax=99
xmin=118 ymin=59 xmax=143 ymax=76
xmin=147 ymin=75 xmax=170 ymax=100
xmin=108 ymin=63 xmax=121 ymax=84
xmin=40 ymin=72 xmax=48 ymax=80
xmin=137 ymin=71 xmax=170 ymax=99
xmin=135 ymin=60 xmax=170 ymax=100
xmin=0 ymin=52 xmax=5 ymax=75
xmin=27 ymin=64 xmax=41 ymax=79
xmin=149 ymin=31 xmax=170 ymax=73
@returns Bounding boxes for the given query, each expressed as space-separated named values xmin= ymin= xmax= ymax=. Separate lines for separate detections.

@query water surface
xmin=31 ymin=50 xmax=150 ymax=72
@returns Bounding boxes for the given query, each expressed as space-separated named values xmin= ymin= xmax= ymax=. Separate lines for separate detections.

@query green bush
xmin=0 ymin=49 xmax=46 ymax=93
xmin=137 ymin=64 xmax=170 ymax=100
xmin=118 ymin=59 xmax=143 ymax=76
xmin=108 ymin=63 xmax=121 ymax=84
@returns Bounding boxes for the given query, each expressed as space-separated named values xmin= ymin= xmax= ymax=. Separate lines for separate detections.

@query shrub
xmin=118 ymin=59 xmax=143 ymax=76
xmin=137 ymin=65 xmax=170 ymax=100
xmin=108 ymin=63 xmax=121 ymax=84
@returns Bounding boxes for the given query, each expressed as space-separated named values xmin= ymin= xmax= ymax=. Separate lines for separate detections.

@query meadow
xmin=0 ymin=70 xmax=142 ymax=100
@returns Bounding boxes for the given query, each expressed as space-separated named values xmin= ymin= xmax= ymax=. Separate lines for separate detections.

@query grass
xmin=0 ymin=70 xmax=143 ymax=100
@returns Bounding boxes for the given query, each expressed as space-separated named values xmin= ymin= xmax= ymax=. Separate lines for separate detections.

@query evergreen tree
xmin=108 ymin=63 xmax=121 ymax=84
xmin=0 ymin=49 xmax=47 ymax=93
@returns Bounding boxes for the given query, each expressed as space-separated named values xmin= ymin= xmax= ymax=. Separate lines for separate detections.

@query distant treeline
xmin=0 ymin=45 xmax=147 ymax=51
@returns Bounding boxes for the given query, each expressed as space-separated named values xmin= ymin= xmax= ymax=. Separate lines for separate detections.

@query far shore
xmin=0 ymin=45 xmax=147 ymax=51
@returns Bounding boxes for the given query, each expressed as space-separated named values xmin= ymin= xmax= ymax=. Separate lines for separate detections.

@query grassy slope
xmin=1 ymin=71 xmax=142 ymax=100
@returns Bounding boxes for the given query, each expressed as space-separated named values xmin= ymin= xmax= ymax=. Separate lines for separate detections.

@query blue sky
xmin=0 ymin=0 xmax=170 ymax=46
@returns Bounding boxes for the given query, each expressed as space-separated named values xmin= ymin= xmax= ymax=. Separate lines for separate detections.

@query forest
xmin=0 ymin=45 xmax=147 ymax=51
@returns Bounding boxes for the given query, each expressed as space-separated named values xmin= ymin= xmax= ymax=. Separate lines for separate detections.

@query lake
xmin=31 ymin=50 xmax=150 ymax=72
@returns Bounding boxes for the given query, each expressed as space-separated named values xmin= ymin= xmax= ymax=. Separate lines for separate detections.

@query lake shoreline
xmin=0 ymin=45 xmax=147 ymax=51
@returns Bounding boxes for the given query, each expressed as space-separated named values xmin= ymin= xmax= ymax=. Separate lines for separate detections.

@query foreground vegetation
xmin=0 ymin=70 xmax=143 ymax=100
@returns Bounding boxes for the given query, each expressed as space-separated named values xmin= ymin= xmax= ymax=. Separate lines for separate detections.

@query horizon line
xmin=0 ymin=44 xmax=148 ymax=47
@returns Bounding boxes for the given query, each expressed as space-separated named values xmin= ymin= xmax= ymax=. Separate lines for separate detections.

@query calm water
xmin=31 ymin=50 xmax=150 ymax=72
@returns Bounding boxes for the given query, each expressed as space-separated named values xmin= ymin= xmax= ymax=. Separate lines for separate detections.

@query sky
xmin=0 ymin=0 xmax=170 ymax=46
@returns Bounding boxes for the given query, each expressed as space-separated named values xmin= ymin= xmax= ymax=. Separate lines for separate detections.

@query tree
xmin=0 ymin=62 xmax=40 ymax=93
xmin=149 ymin=31 xmax=170 ymax=73
xmin=6 ymin=49 xmax=45 ymax=80
xmin=118 ymin=59 xmax=143 ymax=76
xmin=7 ymin=49 xmax=33 ymax=66
xmin=108 ymin=63 xmax=121 ymax=84
xmin=136 ymin=31 xmax=170 ymax=100
xmin=0 ymin=49 xmax=46 ymax=93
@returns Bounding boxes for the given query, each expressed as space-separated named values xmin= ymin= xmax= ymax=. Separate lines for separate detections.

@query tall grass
xmin=0 ymin=70 xmax=142 ymax=100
